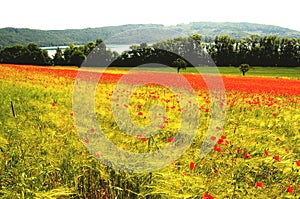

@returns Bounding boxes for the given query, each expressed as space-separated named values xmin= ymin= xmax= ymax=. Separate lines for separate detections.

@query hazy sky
xmin=1 ymin=0 xmax=300 ymax=31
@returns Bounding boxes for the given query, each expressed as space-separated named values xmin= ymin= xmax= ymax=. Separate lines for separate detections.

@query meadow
xmin=0 ymin=64 xmax=299 ymax=198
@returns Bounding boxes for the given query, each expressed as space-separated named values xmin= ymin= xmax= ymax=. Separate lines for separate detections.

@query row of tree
xmin=208 ymin=35 xmax=300 ymax=66
xmin=0 ymin=34 xmax=299 ymax=67
xmin=0 ymin=39 xmax=119 ymax=66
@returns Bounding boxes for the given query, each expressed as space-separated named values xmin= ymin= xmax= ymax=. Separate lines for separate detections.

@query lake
xmin=41 ymin=44 xmax=131 ymax=57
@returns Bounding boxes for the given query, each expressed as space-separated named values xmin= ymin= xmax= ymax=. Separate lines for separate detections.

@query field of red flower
xmin=1 ymin=64 xmax=299 ymax=95
xmin=0 ymin=64 xmax=299 ymax=198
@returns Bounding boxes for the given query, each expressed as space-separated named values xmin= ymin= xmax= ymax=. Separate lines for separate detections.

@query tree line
xmin=0 ymin=34 xmax=299 ymax=67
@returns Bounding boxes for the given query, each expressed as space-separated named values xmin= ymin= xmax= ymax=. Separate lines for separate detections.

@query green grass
xmin=107 ymin=66 xmax=300 ymax=79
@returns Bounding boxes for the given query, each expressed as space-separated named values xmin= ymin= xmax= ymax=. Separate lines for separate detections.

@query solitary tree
xmin=173 ymin=58 xmax=187 ymax=73
xmin=239 ymin=63 xmax=251 ymax=76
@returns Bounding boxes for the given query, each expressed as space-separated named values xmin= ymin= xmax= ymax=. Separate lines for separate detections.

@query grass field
xmin=0 ymin=64 xmax=300 ymax=198
xmin=107 ymin=66 xmax=300 ymax=79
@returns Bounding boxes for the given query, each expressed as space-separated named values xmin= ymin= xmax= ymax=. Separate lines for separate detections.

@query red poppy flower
xmin=210 ymin=136 xmax=216 ymax=141
xmin=90 ymin=128 xmax=95 ymax=133
xmin=225 ymin=140 xmax=229 ymax=146
xmin=237 ymin=148 xmax=243 ymax=153
xmin=296 ymin=160 xmax=300 ymax=166
xmin=256 ymin=181 xmax=264 ymax=189
xmin=190 ymin=162 xmax=195 ymax=170
xmin=276 ymin=137 xmax=280 ymax=141
xmin=52 ymin=102 xmax=56 ymax=106
xmin=217 ymin=138 xmax=224 ymax=145
xmin=140 ymin=137 xmax=147 ymax=142
xmin=272 ymin=113 xmax=277 ymax=117
xmin=287 ymin=186 xmax=294 ymax=194
xmin=202 ymin=193 xmax=214 ymax=199
xmin=93 ymin=152 xmax=100 ymax=158
xmin=285 ymin=149 xmax=289 ymax=154
xmin=221 ymin=135 xmax=227 ymax=139
xmin=137 ymin=104 xmax=141 ymax=109
xmin=84 ymin=139 xmax=89 ymax=144
xmin=273 ymin=155 xmax=281 ymax=162
xmin=214 ymin=145 xmax=221 ymax=152
xmin=168 ymin=138 xmax=174 ymax=143
xmin=244 ymin=151 xmax=251 ymax=159
xmin=138 ymin=111 xmax=143 ymax=116
xmin=216 ymin=126 xmax=222 ymax=131
xmin=205 ymin=108 xmax=210 ymax=113
xmin=264 ymin=150 xmax=270 ymax=156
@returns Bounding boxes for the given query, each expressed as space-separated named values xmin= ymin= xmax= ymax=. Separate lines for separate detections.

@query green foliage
xmin=173 ymin=58 xmax=187 ymax=73
xmin=239 ymin=64 xmax=251 ymax=76
xmin=0 ymin=43 xmax=51 ymax=65
xmin=1 ymin=33 xmax=300 ymax=67
xmin=208 ymin=35 xmax=300 ymax=66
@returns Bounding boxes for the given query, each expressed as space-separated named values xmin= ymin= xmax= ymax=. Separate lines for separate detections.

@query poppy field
xmin=0 ymin=64 xmax=300 ymax=198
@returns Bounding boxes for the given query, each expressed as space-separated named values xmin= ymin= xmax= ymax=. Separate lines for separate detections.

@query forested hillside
xmin=1 ymin=22 xmax=300 ymax=47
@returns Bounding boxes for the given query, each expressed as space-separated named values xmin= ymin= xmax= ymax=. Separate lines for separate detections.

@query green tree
xmin=210 ymin=35 xmax=237 ymax=66
xmin=53 ymin=47 xmax=65 ymax=66
xmin=70 ymin=49 xmax=86 ymax=66
xmin=0 ymin=45 xmax=29 ymax=64
xmin=239 ymin=63 xmax=251 ymax=76
xmin=173 ymin=58 xmax=187 ymax=73
xmin=27 ymin=43 xmax=51 ymax=65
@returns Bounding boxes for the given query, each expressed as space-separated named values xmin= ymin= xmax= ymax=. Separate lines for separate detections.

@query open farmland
xmin=0 ymin=64 xmax=300 ymax=198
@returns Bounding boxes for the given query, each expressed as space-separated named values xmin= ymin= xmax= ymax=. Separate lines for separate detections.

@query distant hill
xmin=1 ymin=22 xmax=300 ymax=47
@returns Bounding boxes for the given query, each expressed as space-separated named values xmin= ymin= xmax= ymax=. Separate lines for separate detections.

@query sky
xmin=1 ymin=0 xmax=300 ymax=31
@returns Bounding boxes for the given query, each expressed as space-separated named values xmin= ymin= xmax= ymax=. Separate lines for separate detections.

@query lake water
xmin=41 ymin=44 xmax=131 ymax=57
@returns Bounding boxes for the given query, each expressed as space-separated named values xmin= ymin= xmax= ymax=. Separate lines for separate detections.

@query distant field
xmin=106 ymin=66 xmax=300 ymax=79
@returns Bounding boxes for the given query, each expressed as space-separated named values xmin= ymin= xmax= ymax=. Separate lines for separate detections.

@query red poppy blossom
xmin=244 ymin=151 xmax=251 ymax=159
xmin=190 ymin=162 xmax=195 ymax=170
xmin=225 ymin=140 xmax=229 ymax=146
xmin=202 ymin=193 xmax=214 ymax=199
xmin=52 ymin=102 xmax=56 ymax=106
xmin=210 ymin=136 xmax=216 ymax=141
xmin=93 ymin=152 xmax=100 ymax=158
xmin=287 ymin=186 xmax=294 ymax=194
xmin=140 ymin=137 xmax=147 ymax=142
xmin=84 ymin=139 xmax=89 ymax=144
xmin=168 ymin=138 xmax=174 ymax=143
xmin=276 ymin=137 xmax=280 ymax=141
xmin=70 ymin=112 xmax=73 ymax=117
xmin=264 ymin=150 xmax=270 ymax=156
xmin=237 ymin=148 xmax=243 ymax=153
xmin=256 ymin=181 xmax=264 ymax=189
xmin=285 ymin=149 xmax=289 ymax=154
xmin=221 ymin=135 xmax=227 ymax=139
xmin=273 ymin=155 xmax=281 ymax=162
xmin=218 ymin=138 xmax=224 ymax=145
xmin=272 ymin=113 xmax=277 ymax=117
xmin=214 ymin=145 xmax=221 ymax=152
xmin=296 ymin=160 xmax=300 ymax=166
xmin=90 ymin=128 xmax=95 ymax=133
xmin=138 ymin=111 xmax=143 ymax=116
xmin=216 ymin=126 xmax=222 ymax=131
